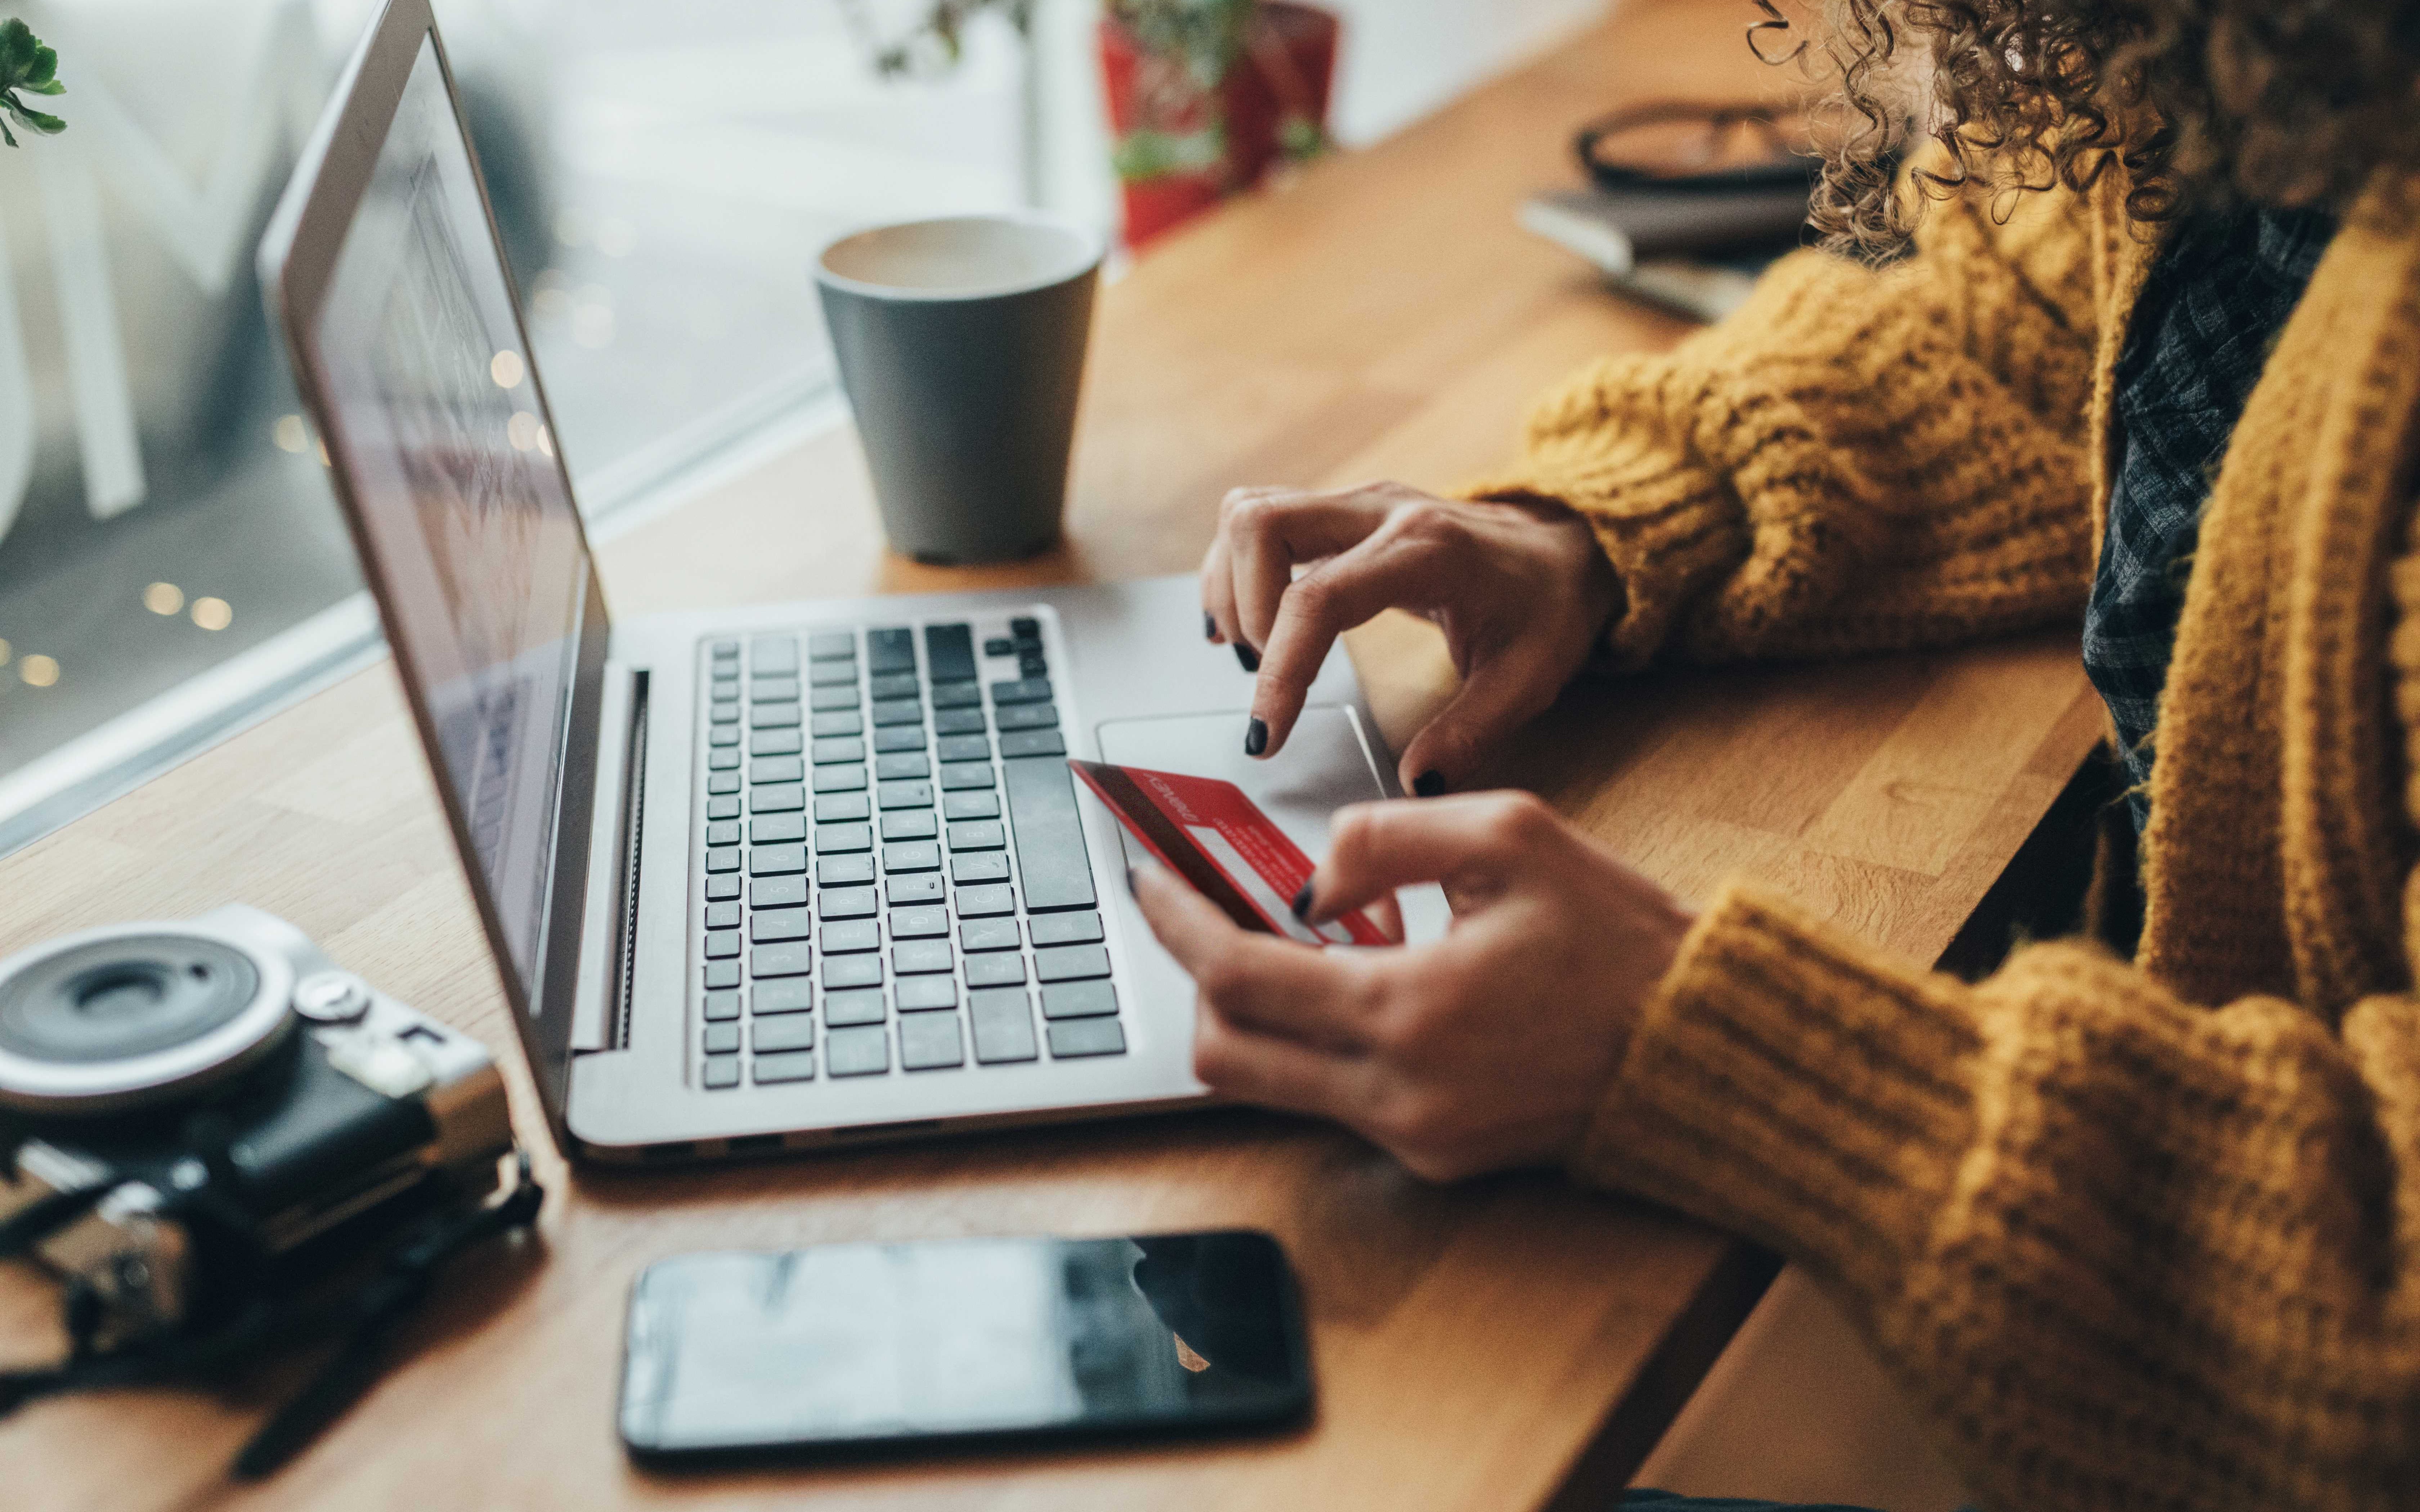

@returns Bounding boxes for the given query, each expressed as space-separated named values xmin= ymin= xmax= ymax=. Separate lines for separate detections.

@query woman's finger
xmin=1248 ymin=533 xmax=1449 ymax=757
xmin=1129 ymin=859 xmax=1381 ymax=1049
xmin=1302 ymin=792 xmax=1563 ymax=924
xmin=1393 ymin=635 xmax=1568 ymax=793
xmin=1228 ymin=486 xmax=1395 ymax=652
xmin=1200 ymin=505 xmax=1240 ymax=647
xmin=1192 ymin=1009 xmax=1370 ymax=1121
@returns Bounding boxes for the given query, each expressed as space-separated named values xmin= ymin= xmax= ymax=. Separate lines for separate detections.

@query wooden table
xmin=0 ymin=3 xmax=2104 ymax=1506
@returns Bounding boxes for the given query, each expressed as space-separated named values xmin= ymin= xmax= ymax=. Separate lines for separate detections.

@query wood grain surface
xmin=0 ymin=4 xmax=2102 ymax=1508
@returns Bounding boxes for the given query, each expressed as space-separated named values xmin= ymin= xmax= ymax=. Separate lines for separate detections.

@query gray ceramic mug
xmin=815 ymin=212 xmax=1105 ymax=565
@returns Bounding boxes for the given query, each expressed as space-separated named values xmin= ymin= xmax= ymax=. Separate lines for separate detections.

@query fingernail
xmin=1234 ymin=643 xmax=1261 ymax=673
xmin=1413 ymin=770 xmax=1446 ymax=798
xmin=1203 ymin=611 xmax=1220 ymax=643
xmin=1245 ymin=717 xmax=1269 ymax=757
xmin=1290 ymin=881 xmax=1315 ymax=921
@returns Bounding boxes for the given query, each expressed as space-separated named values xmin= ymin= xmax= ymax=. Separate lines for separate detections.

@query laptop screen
xmin=309 ymin=36 xmax=590 ymax=1010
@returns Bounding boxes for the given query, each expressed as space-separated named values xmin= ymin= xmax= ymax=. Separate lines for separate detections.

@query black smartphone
xmin=618 ymin=1229 xmax=1313 ymax=1462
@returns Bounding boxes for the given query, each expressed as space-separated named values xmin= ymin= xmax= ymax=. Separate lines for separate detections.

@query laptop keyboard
xmin=694 ymin=615 xmax=1128 ymax=1089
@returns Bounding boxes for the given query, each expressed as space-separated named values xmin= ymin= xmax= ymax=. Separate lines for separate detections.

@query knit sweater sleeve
xmin=1575 ymin=885 xmax=2420 ymax=1504
xmin=1479 ymin=180 xmax=2102 ymax=670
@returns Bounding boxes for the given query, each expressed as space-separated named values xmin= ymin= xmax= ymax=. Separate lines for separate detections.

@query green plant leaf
xmin=0 ymin=17 xmax=66 ymax=145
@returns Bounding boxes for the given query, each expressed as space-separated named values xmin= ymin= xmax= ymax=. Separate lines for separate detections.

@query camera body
xmin=0 ymin=906 xmax=512 ymax=1347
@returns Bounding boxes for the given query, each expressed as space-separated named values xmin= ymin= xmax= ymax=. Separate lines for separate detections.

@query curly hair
xmin=1757 ymin=0 xmax=2420 ymax=255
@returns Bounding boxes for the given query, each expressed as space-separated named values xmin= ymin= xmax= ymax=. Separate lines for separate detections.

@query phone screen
xmin=618 ymin=1230 xmax=1312 ymax=1459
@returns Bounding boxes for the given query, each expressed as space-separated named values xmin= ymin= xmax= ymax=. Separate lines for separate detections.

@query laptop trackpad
xmin=1095 ymin=705 xmax=1448 ymax=944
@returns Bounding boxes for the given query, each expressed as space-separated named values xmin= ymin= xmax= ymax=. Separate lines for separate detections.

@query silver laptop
xmin=257 ymin=0 xmax=1403 ymax=1162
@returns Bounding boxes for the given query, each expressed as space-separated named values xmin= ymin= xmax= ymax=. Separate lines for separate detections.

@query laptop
xmin=257 ymin=0 xmax=1406 ymax=1162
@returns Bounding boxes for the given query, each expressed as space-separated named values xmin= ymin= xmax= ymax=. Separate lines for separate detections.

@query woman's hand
xmin=1200 ymin=482 xmax=1620 ymax=793
xmin=1130 ymin=791 xmax=1694 ymax=1181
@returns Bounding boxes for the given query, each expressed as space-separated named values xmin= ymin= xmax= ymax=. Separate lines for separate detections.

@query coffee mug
xmin=814 ymin=212 xmax=1105 ymax=565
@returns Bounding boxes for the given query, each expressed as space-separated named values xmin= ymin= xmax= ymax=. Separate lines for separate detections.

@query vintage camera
xmin=0 ymin=905 xmax=516 ymax=1350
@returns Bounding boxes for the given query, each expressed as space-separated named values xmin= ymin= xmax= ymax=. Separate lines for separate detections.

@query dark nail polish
xmin=1290 ymin=882 xmax=1315 ymax=922
xmin=1412 ymin=770 xmax=1446 ymax=798
xmin=1245 ymin=717 xmax=1269 ymax=757
xmin=1234 ymin=643 xmax=1261 ymax=673
xmin=1203 ymin=611 xmax=1219 ymax=642
xmin=1125 ymin=865 xmax=1140 ymax=900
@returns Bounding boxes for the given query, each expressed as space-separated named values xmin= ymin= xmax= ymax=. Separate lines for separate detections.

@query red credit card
xmin=1070 ymin=760 xmax=1390 ymax=946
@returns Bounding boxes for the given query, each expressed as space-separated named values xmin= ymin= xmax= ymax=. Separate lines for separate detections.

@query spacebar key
xmin=1002 ymin=755 xmax=1097 ymax=911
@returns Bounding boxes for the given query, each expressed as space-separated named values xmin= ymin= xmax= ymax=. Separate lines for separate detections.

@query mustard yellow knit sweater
xmin=1489 ymin=166 xmax=2420 ymax=1509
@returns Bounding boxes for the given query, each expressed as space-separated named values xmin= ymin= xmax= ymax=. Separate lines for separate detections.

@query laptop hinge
xmin=569 ymin=663 xmax=647 ymax=1053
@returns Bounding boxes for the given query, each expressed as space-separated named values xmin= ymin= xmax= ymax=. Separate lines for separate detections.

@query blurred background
xmin=0 ymin=0 xmax=1603 ymax=851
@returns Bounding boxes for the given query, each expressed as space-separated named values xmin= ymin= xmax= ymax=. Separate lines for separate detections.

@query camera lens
xmin=0 ymin=937 xmax=261 ymax=1065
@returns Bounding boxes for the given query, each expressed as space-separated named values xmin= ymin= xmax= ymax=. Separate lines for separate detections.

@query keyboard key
xmin=894 ymin=938 xmax=955 ymax=975
xmin=709 ymin=726 xmax=740 ymax=748
xmin=930 ymin=680 xmax=982 ymax=710
xmin=825 ymin=988 xmax=886 ymax=1025
xmin=708 ymin=795 xmax=741 ymax=821
xmin=754 ymin=784 xmax=805 ymax=813
xmin=703 ymin=1057 xmax=742 ymax=1089
xmin=991 ymin=677 xmax=1052 ymax=706
xmin=704 ymin=1022 xmax=742 ymax=1055
xmin=751 ymin=676 xmax=801 ymax=703
xmin=752 ymin=943 xmax=814 ymax=978
xmin=875 ymin=752 xmax=930 ymax=781
xmin=951 ymin=852 xmax=1011 ymax=884
xmin=712 ymin=677 xmax=739 ymax=699
xmin=705 ymin=847 xmax=741 ymax=874
xmin=750 ymin=844 xmax=806 ymax=876
xmin=871 ymin=698 xmax=923 ymax=727
xmin=704 ymin=930 xmax=741 ymax=959
xmin=815 ymin=823 xmax=872 ymax=854
xmin=707 ymin=900 xmax=741 ymax=930
xmin=998 ymin=728 xmax=1066 ymax=759
xmin=827 ymin=1024 xmax=892 ymax=1076
xmin=970 ymin=989 xmax=1039 ymax=1063
xmin=752 ymin=756 xmax=805 ymax=784
xmin=823 ymin=919 xmax=881 ymax=954
xmin=933 ymin=709 xmax=985 ymax=739
xmin=705 ymin=961 xmax=741 ymax=990
xmin=811 ymin=737 xmax=864 ymax=765
xmin=888 ymin=874 xmax=945 ymax=906
xmin=751 ymin=702 xmax=802 ymax=729
xmin=866 ymin=627 xmax=917 ymax=674
xmin=1035 ymin=944 xmax=1111 ymax=982
xmin=884 ymin=841 xmax=942 ymax=873
xmin=819 ymin=886 xmax=878 ymax=919
xmin=882 ymin=810 xmax=939 ymax=842
xmin=966 ymin=953 xmax=1026 ymax=988
xmin=817 ymin=854 xmax=875 ymax=886
xmin=1047 ymin=1017 xmax=1126 ymax=1058
xmin=754 ymin=1049 xmax=815 ymax=1084
xmin=752 ymin=909 xmax=813 ymax=943
xmin=750 ymin=635 xmax=798 ymax=674
xmin=940 ymin=762 xmax=995 ymax=791
xmin=900 ymin=1014 xmax=964 ymax=1071
xmin=705 ymin=989 xmax=744 ymax=1021
xmin=808 ymin=660 xmax=858 ymax=688
xmin=878 ymin=781 xmax=935 ymax=811
xmin=896 ymin=976 xmax=958 ymax=1013
xmin=949 ymin=820 xmax=1006 ymax=851
xmin=713 ymin=638 xmax=741 ymax=659
xmin=755 ymin=979 xmax=814 ymax=1015
xmin=956 ymin=883 xmax=1016 ymax=917
xmin=811 ymin=710 xmax=862 ymax=737
xmin=1009 ymin=616 xmax=1040 ymax=639
xmin=708 ymin=748 xmax=740 ymax=770
xmin=751 ymin=729 xmax=803 ymax=756
xmin=995 ymin=703 xmax=1059 ymax=732
xmin=983 ymin=636 xmax=1013 ymax=657
xmin=936 ymin=733 xmax=990 ymax=763
xmin=814 ymin=765 xmax=868 ymax=793
xmin=754 ymin=1016 xmax=816 ymax=1054
xmin=925 ymin=623 xmax=977 ymax=682
xmin=824 ymin=957 xmax=883 ymax=991
xmin=1003 ymin=755 xmax=1097 ymax=911
xmin=815 ymin=793 xmax=872 ymax=823
xmin=1041 ymin=980 xmax=1117 ymax=1020
xmin=810 ymin=684 xmax=860 ymax=712
xmin=710 ymin=771 xmax=742 ymax=795
xmin=751 ymin=876 xmax=808 ymax=909
xmin=1028 ymin=911 xmax=1103 ymax=946
xmin=874 ymin=724 xmax=927 ymax=753
xmin=808 ymin=631 xmax=855 ymax=661
xmin=707 ymin=875 xmax=742 ymax=902
xmin=869 ymin=671 xmax=920 ymax=701
xmin=1019 ymin=653 xmax=1048 ymax=679
xmin=710 ymin=703 xmax=739 ymax=725
xmin=751 ymin=813 xmax=807 ymax=844
xmin=890 ymin=906 xmax=949 ymax=939
xmin=960 ymin=917 xmax=1020 ymax=952
xmin=944 ymin=791 xmax=1000 ymax=822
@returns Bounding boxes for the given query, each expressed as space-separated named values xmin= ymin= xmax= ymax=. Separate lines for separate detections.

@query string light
xmin=144 ymin=582 xmax=185 ymax=615
xmin=490 ymin=350 xmax=526 ymax=388
xmin=273 ymin=415 xmax=309 ymax=453
xmin=192 ymin=598 xmax=233 ymax=631
xmin=20 ymin=654 xmax=59 ymax=687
